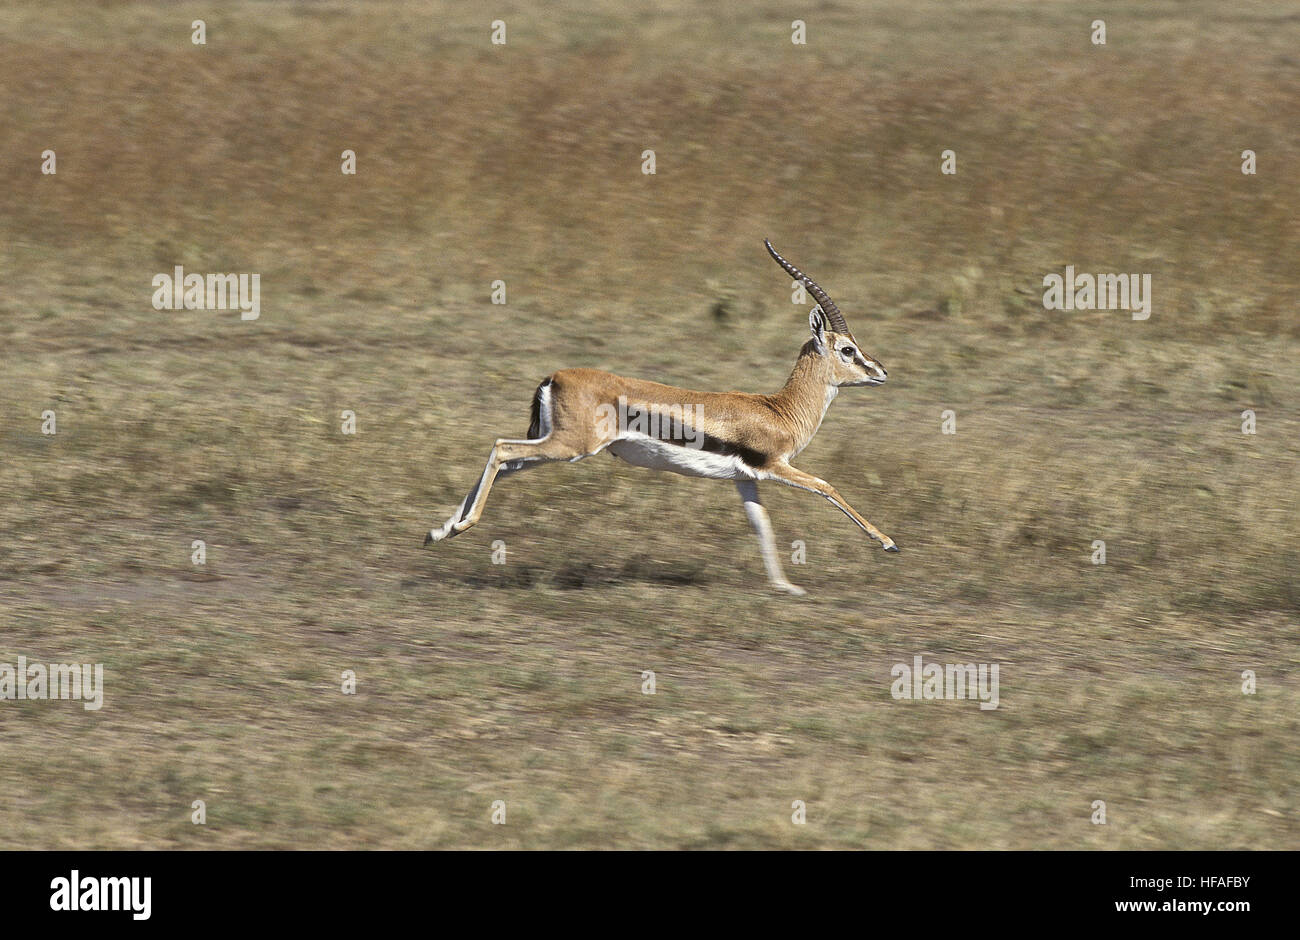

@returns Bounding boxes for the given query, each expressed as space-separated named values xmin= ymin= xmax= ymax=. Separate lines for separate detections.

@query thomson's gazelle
xmin=426 ymin=239 xmax=898 ymax=595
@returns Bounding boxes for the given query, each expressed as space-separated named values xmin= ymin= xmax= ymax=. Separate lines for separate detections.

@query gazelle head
xmin=765 ymin=238 xmax=887 ymax=387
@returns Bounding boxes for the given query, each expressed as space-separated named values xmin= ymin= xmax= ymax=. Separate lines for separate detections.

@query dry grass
xmin=0 ymin=0 xmax=1296 ymax=849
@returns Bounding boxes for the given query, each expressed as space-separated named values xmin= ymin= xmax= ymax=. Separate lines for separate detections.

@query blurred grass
xmin=0 ymin=0 xmax=1297 ymax=848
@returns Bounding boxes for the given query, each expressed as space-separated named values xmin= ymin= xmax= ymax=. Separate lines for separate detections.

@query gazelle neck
xmin=770 ymin=340 xmax=838 ymax=455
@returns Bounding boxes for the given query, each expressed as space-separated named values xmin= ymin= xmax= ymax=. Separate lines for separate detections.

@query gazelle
xmin=426 ymin=239 xmax=899 ymax=595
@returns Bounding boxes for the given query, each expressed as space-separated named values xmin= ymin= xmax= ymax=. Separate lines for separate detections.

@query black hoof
xmin=423 ymin=531 xmax=433 ymax=546
xmin=885 ymin=543 xmax=900 ymax=553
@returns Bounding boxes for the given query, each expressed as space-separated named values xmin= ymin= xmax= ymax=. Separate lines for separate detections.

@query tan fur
xmin=544 ymin=335 xmax=865 ymax=466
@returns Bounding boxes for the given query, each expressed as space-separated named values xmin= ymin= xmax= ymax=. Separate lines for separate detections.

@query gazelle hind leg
xmin=736 ymin=480 xmax=806 ymax=596
xmin=425 ymin=437 xmax=578 ymax=544
xmin=425 ymin=454 xmax=520 ymax=544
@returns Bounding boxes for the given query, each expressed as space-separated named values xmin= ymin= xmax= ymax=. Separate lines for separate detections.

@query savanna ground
xmin=0 ymin=1 xmax=1296 ymax=849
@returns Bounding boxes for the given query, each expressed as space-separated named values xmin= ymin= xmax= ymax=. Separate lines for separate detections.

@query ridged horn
xmin=764 ymin=238 xmax=851 ymax=334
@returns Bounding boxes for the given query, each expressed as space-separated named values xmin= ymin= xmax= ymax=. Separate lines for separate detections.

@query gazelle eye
xmin=840 ymin=346 xmax=855 ymax=358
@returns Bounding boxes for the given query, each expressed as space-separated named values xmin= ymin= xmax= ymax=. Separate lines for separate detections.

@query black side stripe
xmin=616 ymin=401 xmax=769 ymax=469
xmin=694 ymin=431 xmax=768 ymax=469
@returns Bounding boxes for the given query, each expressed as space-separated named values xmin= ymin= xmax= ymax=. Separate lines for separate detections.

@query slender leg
xmin=736 ymin=480 xmax=806 ymax=596
xmin=763 ymin=463 xmax=899 ymax=552
xmin=425 ymin=437 xmax=576 ymax=544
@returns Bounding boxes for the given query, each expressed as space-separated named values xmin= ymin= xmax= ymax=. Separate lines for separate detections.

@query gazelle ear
xmin=809 ymin=305 xmax=828 ymax=351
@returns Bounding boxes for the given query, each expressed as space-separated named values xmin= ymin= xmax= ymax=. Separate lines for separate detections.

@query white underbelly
xmin=607 ymin=436 xmax=755 ymax=480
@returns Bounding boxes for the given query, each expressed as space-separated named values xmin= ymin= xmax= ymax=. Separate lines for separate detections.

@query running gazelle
xmin=426 ymin=239 xmax=899 ymax=595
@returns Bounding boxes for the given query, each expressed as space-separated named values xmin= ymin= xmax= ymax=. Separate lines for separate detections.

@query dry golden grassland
xmin=0 ymin=1 xmax=1296 ymax=848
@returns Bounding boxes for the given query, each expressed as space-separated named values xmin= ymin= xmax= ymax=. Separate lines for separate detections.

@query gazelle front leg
xmin=763 ymin=463 xmax=900 ymax=552
xmin=735 ymin=480 xmax=806 ymax=596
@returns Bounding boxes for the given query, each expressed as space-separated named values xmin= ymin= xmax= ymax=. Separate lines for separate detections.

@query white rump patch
xmin=536 ymin=382 xmax=554 ymax=439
